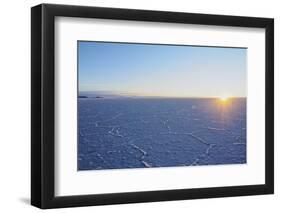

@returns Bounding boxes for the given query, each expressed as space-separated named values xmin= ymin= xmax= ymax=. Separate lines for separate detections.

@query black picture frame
xmin=31 ymin=3 xmax=274 ymax=209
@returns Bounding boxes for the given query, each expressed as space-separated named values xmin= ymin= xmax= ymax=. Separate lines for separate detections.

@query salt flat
xmin=78 ymin=97 xmax=246 ymax=170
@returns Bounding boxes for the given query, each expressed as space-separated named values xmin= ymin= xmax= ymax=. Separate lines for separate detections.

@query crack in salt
xmin=140 ymin=118 xmax=149 ymax=124
xmin=95 ymin=113 xmax=123 ymax=127
xmin=207 ymin=127 xmax=226 ymax=131
xmin=108 ymin=126 xmax=124 ymax=138
xmin=160 ymin=119 xmax=172 ymax=133
xmin=190 ymin=144 xmax=216 ymax=166
xmin=205 ymin=144 xmax=216 ymax=155
xmin=190 ymin=158 xmax=200 ymax=166
xmin=104 ymin=113 xmax=123 ymax=123
xmin=233 ymin=142 xmax=246 ymax=145
xmin=129 ymin=142 xmax=151 ymax=168
xmin=141 ymin=160 xmax=151 ymax=167
xmin=187 ymin=133 xmax=209 ymax=146
xmin=206 ymin=126 xmax=245 ymax=145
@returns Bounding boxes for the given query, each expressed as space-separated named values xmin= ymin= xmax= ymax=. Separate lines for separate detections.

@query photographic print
xmin=31 ymin=4 xmax=274 ymax=208
xmin=78 ymin=41 xmax=247 ymax=171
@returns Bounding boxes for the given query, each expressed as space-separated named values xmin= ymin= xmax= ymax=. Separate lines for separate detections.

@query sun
xmin=219 ymin=96 xmax=229 ymax=102
xmin=218 ymin=96 xmax=231 ymax=103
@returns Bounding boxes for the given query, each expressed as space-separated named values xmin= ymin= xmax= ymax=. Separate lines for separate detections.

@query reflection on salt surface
xmin=78 ymin=98 xmax=246 ymax=171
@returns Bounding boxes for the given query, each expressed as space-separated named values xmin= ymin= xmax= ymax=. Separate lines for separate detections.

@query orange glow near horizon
xmin=219 ymin=96 xmax=229 ymax=102
xmin=216 ymin=96 xmax=233 ymax=107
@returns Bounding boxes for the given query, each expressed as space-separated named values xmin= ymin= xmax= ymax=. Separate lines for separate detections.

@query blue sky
xmin=78 ymin=41 xmax=247 ymax=98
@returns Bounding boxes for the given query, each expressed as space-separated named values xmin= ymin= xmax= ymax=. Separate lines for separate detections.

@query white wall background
xmin=0 ymin=0 xmax=278 ymax=212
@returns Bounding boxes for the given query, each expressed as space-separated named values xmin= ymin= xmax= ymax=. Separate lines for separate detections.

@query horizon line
xmin=79 ymin=91 xmax=246 ymax=99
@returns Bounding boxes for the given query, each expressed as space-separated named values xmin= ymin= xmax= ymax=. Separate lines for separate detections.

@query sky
xmin=78 ymin=41 xmax=247 ymax=98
